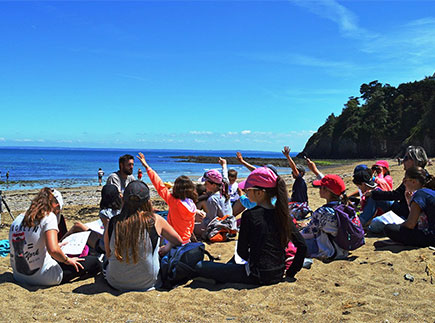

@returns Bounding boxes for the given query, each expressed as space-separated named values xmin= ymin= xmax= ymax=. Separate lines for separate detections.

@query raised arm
xmin=137 ymin=152 xmax=171 ymax=202
xmin=282 ymin=146 xmax=299 ymax=177
xmin=219 ymin=157 xmax=229 ymax=181
xmin=236 ymin=151 xmax=256 ymax=172
xmin=306 ymin=158 xmax=323 ymax=179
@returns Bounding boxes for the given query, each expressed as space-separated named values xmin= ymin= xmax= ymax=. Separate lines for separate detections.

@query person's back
xmin=291 ymin=175 xmax=308 ymax=203
xmin=137 ymin=153 xmax=196 ymax=244
xmin=238 ymin=206 xmax=285 ymax=283
xmin=106 ymin=220 xmax=160 ymax=291
xmin=103 ymin=180 xmax=183 ymax=291
xmin=301 ymin=174 xmax=349 ymax=260
xmin=9 ymin=212 xmax=63 ymax=286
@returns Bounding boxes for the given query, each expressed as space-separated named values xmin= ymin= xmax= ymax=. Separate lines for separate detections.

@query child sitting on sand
xmin=194 ymin=165 xmax=233 ymax=239
xmin=371 ymin=160 xmax=392 ymax=191
xmin=300 ymin=173 xmax=349 ymax=260
xmin=384 ymin=167 xmax=435 ymax=247
xmin=228 ymin=169 xmax=241 ymax=204
xmin=137 ymin=153 xmax=204 ymax=255
xmin=282 ymin=146 xmax=308 ymax=203
xmin=9 ymin=188 xmax=100 ymax=286
xmin=352 ymin=168 xmax=393 ymax=232
xmin=195 ymin=167 xmax=307 ymax=284
xmin=104 ymin=181 xmax=182 ymax=291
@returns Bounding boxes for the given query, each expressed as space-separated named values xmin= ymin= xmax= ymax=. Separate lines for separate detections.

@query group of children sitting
xmin=8 ymin=145 xmax=435 ymax=291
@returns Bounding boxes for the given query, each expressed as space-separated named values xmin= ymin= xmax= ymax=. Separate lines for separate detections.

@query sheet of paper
xmin=85 ymin=219 xmax=105 ymax=235
xmin=375 ymin=211 xmax=405 ymax=225
xmin=61 ymin=231 xmax=91 ymax=255
xmin=234 ymin=241 xmax=247 ymax=265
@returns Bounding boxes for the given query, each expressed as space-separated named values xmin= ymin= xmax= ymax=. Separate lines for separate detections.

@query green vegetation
xmin=300 ymin=75 xmax=435 ymax=158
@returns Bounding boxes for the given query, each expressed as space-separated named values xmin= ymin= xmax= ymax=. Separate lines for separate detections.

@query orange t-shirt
xmin=147 ymin=168 xmax=195 ymax=243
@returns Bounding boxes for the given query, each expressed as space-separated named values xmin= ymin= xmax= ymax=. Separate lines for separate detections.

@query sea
xmin=0 ymin=147 xmax=297 ymax=191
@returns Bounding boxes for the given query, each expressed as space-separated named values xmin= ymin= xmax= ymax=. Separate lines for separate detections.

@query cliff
xmin=300 ymin=75 xmax=435 ymax=158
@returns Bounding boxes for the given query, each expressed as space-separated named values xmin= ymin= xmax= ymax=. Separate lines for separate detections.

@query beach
xmin=1 ymin=159 xmax=434 ymax=322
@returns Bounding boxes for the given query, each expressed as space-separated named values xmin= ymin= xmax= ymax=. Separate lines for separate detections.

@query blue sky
xmin=1 ymin=1 xmax=434 ymax=152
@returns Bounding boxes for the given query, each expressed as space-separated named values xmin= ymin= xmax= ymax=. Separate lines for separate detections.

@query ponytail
xmin=221 ymin=181 xmax=230 ymax=202
xmin=265 ymin=176 xmax=293 ymax=248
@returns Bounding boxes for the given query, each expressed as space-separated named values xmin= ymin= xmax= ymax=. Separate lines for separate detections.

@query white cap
xmin=51 ymin=189 xmax=64 ymax=210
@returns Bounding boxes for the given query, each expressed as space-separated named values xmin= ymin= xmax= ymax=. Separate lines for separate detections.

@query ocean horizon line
xmin=0 ymin=145 xmax=296 ymax=155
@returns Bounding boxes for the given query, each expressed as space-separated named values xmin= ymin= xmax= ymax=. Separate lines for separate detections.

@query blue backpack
xmin=331 ymin=204 xmax=365 ymax=251
xmin=160 ymin=242 xmax=214 ymax=289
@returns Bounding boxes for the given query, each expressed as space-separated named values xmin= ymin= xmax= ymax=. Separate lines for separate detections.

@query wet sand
xmin=0 ymin=159 xmax=434 ymax=322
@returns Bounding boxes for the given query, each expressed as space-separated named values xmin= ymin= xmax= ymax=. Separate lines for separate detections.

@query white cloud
xmin=241 ymin=130 xmax=251 ymax=135
xmin=189 ymin=131 xmax=213 ymax=135
xmin=289 ymin=0 xmax=369 ymax=38
xmin=13 ymin=138 xmax=45 ymax=143
xmin=0 ymin=137 xmax=5 ymax=142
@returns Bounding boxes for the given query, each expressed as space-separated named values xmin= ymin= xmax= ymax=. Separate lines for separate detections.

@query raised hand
xmin=236 ymin=151 xmax=244 ymax=163
xmin=218 ymin=157 xmax=227 ymax=166
xmin=282 ymin=146 xmax=291 ymax=158
xmin=136 ymin=152 xmax=149 ymax=169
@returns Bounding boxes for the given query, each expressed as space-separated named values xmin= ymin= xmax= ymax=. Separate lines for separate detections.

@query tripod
xmin=0 ymin=190 xmax=15 ymax=226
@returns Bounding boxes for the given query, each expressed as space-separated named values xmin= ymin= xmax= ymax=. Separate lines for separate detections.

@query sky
xmin=1 ymin=0 xmax=434 ymax=152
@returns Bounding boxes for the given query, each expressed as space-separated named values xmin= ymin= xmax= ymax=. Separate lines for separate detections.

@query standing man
xmin=6 ymin=171 xmax=9 ymax=184
xmin=106 ymin=154 xmax=135 ymax=195
xmin=97 ymin=168 xmax=104 ymax=186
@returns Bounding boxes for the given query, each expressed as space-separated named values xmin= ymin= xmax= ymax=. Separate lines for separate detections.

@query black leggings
xmin=384 ymin=224 xmax=435 ymax=247
xmin=59 ymin=256 xmax=101 ymax=284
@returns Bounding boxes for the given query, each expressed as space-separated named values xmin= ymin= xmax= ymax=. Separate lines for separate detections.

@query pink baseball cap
xmin=203 ymin=169 xmax=223 ymax=185
xmin=238 ymin=167 xmax=278 ymax=190
xmin=312 ymin=174 xmax=346 ymax=196
xmin=374 ymin=160 xmax=389 ymax=170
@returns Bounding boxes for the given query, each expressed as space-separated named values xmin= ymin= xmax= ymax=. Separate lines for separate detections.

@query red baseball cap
xmin=313 ymin=174 xmax=346 ymax=196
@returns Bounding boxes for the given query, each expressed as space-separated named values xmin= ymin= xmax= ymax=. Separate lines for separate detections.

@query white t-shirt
xmin=9 ymin=212 xmax=63 ymax=286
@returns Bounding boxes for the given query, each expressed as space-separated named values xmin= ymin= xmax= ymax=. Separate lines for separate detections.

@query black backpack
xmin=160 ymin=242 xmax=214 ymax=289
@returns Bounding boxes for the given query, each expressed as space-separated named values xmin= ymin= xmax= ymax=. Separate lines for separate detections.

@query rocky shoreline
xmin=170 ymin=155 xmax=348 ymax=167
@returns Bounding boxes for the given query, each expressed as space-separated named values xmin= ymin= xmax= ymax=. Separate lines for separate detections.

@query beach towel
xmin=0 ymin=239 xmax=10 ymax=257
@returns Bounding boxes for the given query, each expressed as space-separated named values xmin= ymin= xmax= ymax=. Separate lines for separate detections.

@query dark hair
xmin=405 ymin=166 xmax=435 ymax=189
xmin=172 ymin=175 xmax=198 ymax=202
xmin=295 ymin=164 xmax=305 ymax=176
xmin=405 ymin=146 xmax=428 ymax=168
xmin=196 ymin=183 xmax=206 ymax=196
xmin=119 ymin=154 xmax=134 ymax=166
xmin=221 ymin=180 xmax=230 ymax=202
xmin=263 ymin=176 xmax=294 ymax=248
xmin=100 ymin=184 xmax=122 ymax=210
xmin=228 ymin=169 xmax=238 ymax=178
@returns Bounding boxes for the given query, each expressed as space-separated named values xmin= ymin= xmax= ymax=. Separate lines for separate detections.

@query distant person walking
xmin=6 ymin=171 xmax=9 ymax=184
xmin=98 ymin=168 xmax=104 ymax=186
xmin=137 ymin=168 xmax=143 ymax=181
xmin=106 ymin=154 xmax=135 ymax=195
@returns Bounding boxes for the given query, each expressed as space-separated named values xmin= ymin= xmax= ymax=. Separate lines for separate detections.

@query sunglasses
xmin=245 ymin=187 xmax=265 ymax=192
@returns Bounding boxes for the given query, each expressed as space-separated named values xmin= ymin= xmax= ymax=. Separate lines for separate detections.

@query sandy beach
xmin=1 ymin=159 xmax=434 ymax=322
